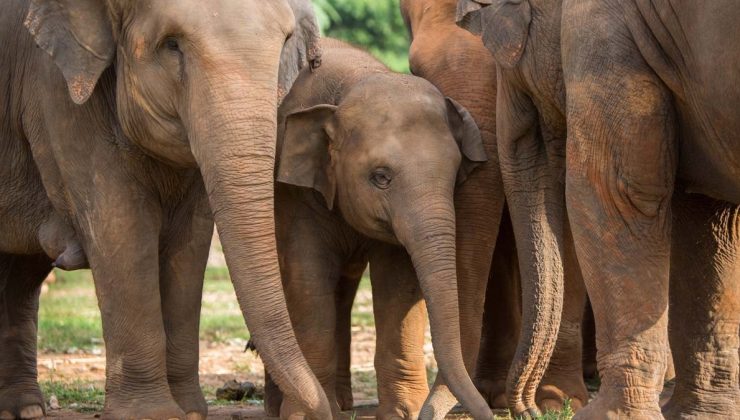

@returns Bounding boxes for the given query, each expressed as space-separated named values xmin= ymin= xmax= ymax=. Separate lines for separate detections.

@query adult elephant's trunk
xmin=395 ymin=196 xmax=492 ymax=420
xmin=188 ymin=63 xmax=330 ymax=419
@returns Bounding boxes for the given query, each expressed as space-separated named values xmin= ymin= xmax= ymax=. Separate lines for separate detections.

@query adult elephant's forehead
xmin=128 ymin=0 xmax=293 ymax=37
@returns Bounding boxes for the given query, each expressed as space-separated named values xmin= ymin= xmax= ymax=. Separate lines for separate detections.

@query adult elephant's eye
xmin=370 ymin=168 xmax=392 ymax=189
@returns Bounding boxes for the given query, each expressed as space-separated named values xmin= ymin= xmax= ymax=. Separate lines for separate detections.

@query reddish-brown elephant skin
xmin=460 ymin=0 xmax=740 ymax=418
xmin=402 ymin=1 xmax=588 ymax=417
xmin=0 ymin=1 xmax=333 ymax=419
xmin=258 ymin=39 xmax=493 ymax=420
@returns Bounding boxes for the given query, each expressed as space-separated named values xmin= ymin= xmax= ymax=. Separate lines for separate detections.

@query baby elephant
xmin=263 ymin=39 xmax=492 ymax=419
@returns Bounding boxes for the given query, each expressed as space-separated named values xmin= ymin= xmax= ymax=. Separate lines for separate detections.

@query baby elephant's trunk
xmin=396 ymin=195 xmax=493 ymax=420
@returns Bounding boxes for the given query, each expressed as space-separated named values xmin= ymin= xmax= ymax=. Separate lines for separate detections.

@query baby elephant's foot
xmin=335 ymin=383 xmax=354 ymax=411
xmin=475 ymin=378 xmax=508 ymax=409
xmin=0 ymin=383 xmax=45 ymax=419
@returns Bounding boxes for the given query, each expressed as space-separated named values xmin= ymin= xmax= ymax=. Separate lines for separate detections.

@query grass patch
xmin=38 ymin=267 xmax=250 ymax=353
xmin=40 ymin=381 xmax=105 ymax=413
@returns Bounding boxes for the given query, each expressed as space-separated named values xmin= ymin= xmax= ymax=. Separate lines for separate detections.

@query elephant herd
xmin=0 ymin=0 xmax=737 ymax=419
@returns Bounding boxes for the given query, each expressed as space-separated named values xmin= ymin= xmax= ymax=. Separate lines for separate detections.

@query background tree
xmin=313 ymin=0 xmax=410 ymax=73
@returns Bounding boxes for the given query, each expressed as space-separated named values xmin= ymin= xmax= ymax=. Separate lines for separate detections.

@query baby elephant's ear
xmin=446 ymin=97 xmax=488 ymax=185
xmin=277 ymin=105 xmax=339 ymax=209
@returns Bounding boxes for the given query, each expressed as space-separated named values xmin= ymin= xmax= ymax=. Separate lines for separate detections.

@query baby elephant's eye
xmin=370 ymin=168 xmax=392 ymax=189
xmin=163 ymin=37 xmax=181 ymax=53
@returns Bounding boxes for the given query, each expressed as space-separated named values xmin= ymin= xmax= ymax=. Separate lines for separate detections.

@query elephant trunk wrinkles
xmin=189 ymin=73 xmax=330 ymax=419
xmin=397 ymin=198 xmax=493 ymax=420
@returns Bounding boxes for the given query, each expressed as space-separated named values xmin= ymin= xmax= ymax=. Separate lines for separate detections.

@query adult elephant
xmin=449 ymin=0 xmax=568 ymax=406
xmin=0 ymin=0 xmax=331 ymax=419
xmin=401 ymin=0 xmax=587 ymax=413
xmin=560 ymin=1 xmax=740 ymax=418
xmin=461 ymin=0 xmax=740 ymax=418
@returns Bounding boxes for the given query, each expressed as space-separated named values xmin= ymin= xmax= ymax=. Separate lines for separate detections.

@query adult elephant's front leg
xmin=369 ymin=245 xmax=428 ymax=420
xmin=159 ymin=184 xmax=214 ymax=420
xmin=82 ymin=176 xmax=183 ymax=419
xmin=563 ymin=6 xmax=676 ymax=417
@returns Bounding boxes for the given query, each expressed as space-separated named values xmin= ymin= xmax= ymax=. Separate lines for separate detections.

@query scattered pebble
xmin=48 ymin=395 xmax=60 ymax=410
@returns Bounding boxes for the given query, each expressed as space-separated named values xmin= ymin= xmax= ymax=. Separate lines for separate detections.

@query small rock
xmin=48 ymin=395 xmax=60 ymax=410
xmin=69 ymin=403 xmax=79 ymax=409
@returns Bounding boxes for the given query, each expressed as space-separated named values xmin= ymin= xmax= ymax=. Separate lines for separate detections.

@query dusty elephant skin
xmin=454 ymin=0 xmax=591 ymax=416
xmin=460 ymin=0 xmax=740 ymax=418
xmin=560 ymin=0 xmax=740 ymax=418
xmin=254 ymin=39 xmax=493 ymax=420
xmin=0 ymin=0 xmax=332 ymax=419
xmin=401 ymin=0 xmax=589 ymax=417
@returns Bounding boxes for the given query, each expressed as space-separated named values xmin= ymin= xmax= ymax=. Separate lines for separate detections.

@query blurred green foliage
xmin=313 ymin=0 xmax=410 ymax=73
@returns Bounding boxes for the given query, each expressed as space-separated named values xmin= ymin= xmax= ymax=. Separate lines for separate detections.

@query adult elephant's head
xmin=25 ymin=0 xmax=330 ymax=417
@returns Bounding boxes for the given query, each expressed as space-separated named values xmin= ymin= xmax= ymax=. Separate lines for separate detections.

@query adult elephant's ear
xmin=277 ymin=105 xmax=338 ymax=209
xmin=457 ymin=0 xmax=531 ymax=68
xmin=278 ymin=0 xmax=323 ymax=103
xmin=25 ymin=0 xmax=115 ymax=105
xmin=446 ymin=97 xmax=488 ymax=185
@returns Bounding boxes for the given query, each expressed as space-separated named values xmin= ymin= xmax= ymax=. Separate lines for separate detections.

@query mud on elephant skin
xmin=252 ymin=39 xmax=493 ymax=420
xmin=0 ymin=0 xmax=331 ymax=419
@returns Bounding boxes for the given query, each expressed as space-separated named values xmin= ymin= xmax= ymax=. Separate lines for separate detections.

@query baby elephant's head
xmin=277 ymin=74 xmax=486 ymax=244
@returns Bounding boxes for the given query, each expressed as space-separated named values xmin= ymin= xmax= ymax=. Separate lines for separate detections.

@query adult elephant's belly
xmin=0 ymin=138 xmax=54 ymax=255
xmin=676 ymin=108 xmax=740 ymax=205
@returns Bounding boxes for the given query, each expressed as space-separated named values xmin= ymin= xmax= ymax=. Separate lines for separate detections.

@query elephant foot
xmin=536 ymin=374 xmax=588 ymax=412
xmin=103 ymin=400 xmax=186 ymax=420
xmin=573 ymin=387 xmax=661 ymax=420
xmin=0 ymin=382 xmax=45 ymax=419
xmin=375 ymin=407 xmax=420 ymax=420
xmin=335 ymin=386 xmax=353 ymax=412
xmin=662 ymin=387 xmax=740 ymax=420
xmin=475 ymin=378 xmax=507 ymax=409
xmin=169 ymin=381 xmax=207 ymax=418
xmin=281 ymin=396 xmax=339 ymax=420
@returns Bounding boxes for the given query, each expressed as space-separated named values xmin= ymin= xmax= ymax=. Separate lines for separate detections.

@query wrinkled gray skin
xmin=0 ymin=0 xmax=332 ymax=419
xmin=561 ymin=1 xmax=740 ymax=418
xmin=261 ymin=39 xmax=493 ymax=420
xmin=456 ymin=0 xmax=572 ymax=416
xmin=461 ymin=0 xmax=740 ymax=418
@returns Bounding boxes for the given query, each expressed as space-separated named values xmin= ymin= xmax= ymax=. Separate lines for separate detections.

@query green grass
xmin=38 ymin=267 xmax=250 ymax=353
xmin=40 ymin=381 xmax=105 ymax=413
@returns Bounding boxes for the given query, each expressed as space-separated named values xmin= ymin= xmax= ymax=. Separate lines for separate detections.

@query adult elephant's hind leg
xmin=563 ymin=6 xmax=676 ymax=417
xmin=160 ymin=187 xmax=213 ymax=420
xmin=0 ymin=253 xmax=52 ymax=420
xmin=664 ymin=191 xmax=740 ymax=419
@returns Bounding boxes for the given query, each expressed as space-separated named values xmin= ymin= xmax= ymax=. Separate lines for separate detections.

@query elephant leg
xmin=279 ymin=237 xmax=343 ymax=418
xmin=475 ymin=209 xmax=521 ymax=409
xmin=581 ymin=299 xmax=597 ymax=380
xmin=159 ymin=189 xmax=213 ymax=420
xmin=564 ymin=10 xmax=677 ymax=417
xmin=369 ymin=245 xmax=428 ymax=419
xmin=262 ymin=371 xmax=283 ymax=417
xmin=537 ymin=219 xmax=589 ymax=412
xmin=335 ymin=261 xmax=365 ymax=412
xmin=82 ymin=189 xmax=183 ymax=418
xmin=0 ymin=253 xmax=51 ymax=420
xmin=663 ymin=191 xmax=740 ymax=419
